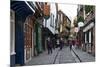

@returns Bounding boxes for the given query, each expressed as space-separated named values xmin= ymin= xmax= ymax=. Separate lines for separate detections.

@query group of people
xmin=68 ymin=39 xmax=79 ymax=50
xmin=47 ymin=37 xmax=64 ymax=54
xmin=47 ymin=37 xmax=79 ymax=54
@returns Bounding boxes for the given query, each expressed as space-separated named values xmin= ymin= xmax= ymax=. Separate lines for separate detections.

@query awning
xmin=11 ymin=1 xmax=34 ymax=22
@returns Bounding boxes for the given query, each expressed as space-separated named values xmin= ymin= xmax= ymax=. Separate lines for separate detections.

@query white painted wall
xmin=43 ymin=3 xmax=57 ymax=34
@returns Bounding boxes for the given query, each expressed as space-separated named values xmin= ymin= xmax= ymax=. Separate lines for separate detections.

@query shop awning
xmin=11 ymin=1 xmax=34 ymax=22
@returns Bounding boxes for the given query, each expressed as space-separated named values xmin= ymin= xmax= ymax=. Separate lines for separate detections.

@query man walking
xmin=47 ymin=37 xmax=52 ymax=54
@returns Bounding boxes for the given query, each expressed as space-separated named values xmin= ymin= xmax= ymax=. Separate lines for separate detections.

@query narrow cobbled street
xmin=25 ymin=46 xmax=95 ymax=65
xmin=10 ymin=1 xmax=95 ymax=66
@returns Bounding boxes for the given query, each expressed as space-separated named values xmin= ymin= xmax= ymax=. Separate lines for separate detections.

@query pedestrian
xmin=47 ymin=37 xmax=52 ymax=54
xmin=69 ymin=40 xmax=72 ymax=50
xmin=52 ymin=38 xmax=55 ymax=49
xmin=57 ymin=39 xmax=60 ymax=48
xmin=59 ymin=38 xmax=63 ymax=50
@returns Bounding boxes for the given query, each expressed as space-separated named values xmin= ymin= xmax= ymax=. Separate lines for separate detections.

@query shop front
xmin=83 ymin=21 xmax=95 ymax=54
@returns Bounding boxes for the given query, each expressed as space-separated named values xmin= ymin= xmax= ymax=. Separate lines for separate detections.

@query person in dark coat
xmin=52 ymin=38 xmax=56 ymax=49
xmin=59 ymin=38 xmax=63 ymax=50
xmin=69 ymin=40 xmax=72 ymax=50
xmin=47 ymin=37 xmax=52 ymax=54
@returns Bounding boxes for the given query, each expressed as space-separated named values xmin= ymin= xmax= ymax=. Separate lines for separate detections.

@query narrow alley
xmin=10 ymin=1 xmax=95 ymax=67
xmin=25 ymin=46 xmax=95 ymax=65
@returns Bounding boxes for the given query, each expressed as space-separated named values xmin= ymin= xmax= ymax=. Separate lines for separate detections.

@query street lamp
xmin=78 ymin=21 xmax=84 ymax=31
xmin=78 ymin=22 xmax=84 ymax=27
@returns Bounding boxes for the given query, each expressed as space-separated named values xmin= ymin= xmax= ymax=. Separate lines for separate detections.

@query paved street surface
xmin=25 ymin=46 xmax=95 ymax=66
xmin=55 ymin=47 xmax=76 ymax=64
xmin=25 ymin=48 xmax=59 ymax=65
xmin=72 ymin=46 xmax=95 ymax=62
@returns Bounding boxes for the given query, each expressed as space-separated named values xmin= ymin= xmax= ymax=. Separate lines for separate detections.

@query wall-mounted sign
xmin=74 ymin=27 xmax=79 ymax=32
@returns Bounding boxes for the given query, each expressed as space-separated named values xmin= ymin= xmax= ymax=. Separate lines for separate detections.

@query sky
xmin=58 ymin=3 xmax=78 ymax=23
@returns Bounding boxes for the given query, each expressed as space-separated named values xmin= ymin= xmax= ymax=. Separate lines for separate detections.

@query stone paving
xmin=58 ymin=47 xmax=76 ymax=64
xmin=72 ymin=46 xmax=95 ymax=62
xmin=25 ymin=48 xmax=59 ymax=66
xmin=25 ymin=46 xmax=95 ymax=66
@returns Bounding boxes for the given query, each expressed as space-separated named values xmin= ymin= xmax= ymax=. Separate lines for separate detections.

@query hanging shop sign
xmin=78 ymin=22 xmax=84 ymax=27
xmin=74 ymin=27 xmax=79 ymax=33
